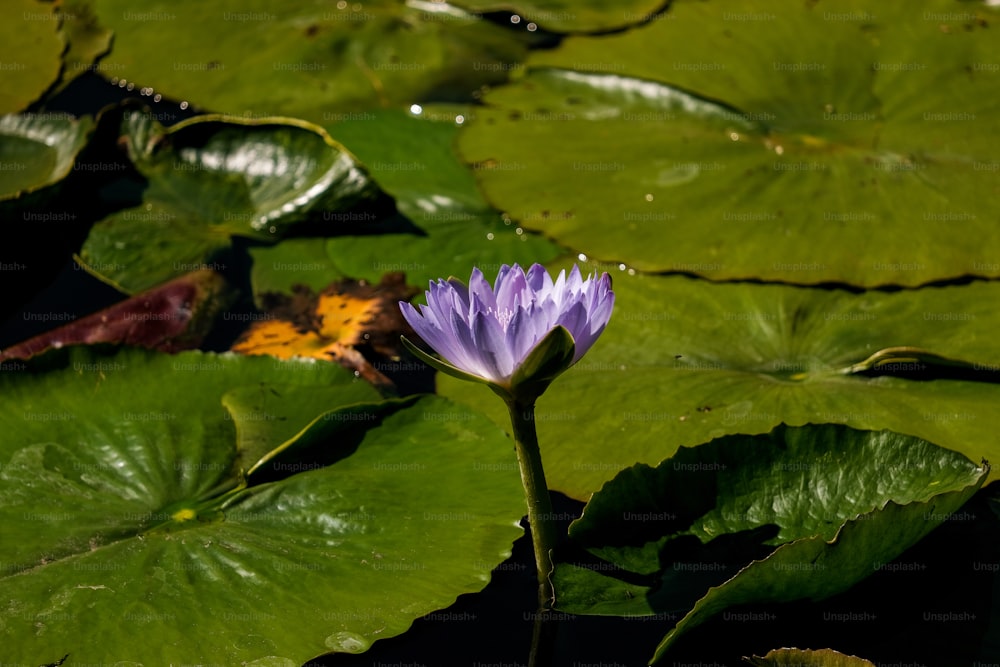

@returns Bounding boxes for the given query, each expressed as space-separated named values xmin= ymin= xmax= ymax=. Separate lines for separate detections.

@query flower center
xmin=490 ymin=306 xmax=515 ymax=331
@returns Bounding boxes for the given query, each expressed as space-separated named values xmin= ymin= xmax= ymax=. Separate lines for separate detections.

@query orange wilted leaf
xmin=231 ymin=273 xmax=419 ymax=390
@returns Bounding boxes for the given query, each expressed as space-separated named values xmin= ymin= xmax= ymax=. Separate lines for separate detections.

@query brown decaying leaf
xmin=231 ymin=272 xmax=419 ymax=390
xmin=0 ymin=269 xmax=231 ymax=361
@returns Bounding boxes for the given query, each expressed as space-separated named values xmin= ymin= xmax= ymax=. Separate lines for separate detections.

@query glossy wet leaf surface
xmin=551 ymin=424 xmax=988 ymax=663
xmin=250 ymin=108 xmax=560 ymax=294
xmin=324 ymin=107 xmax=562 ymax=286
xmin=52 ymin=0 xmax=114 ymax=94
xmin=89 ymin=0 xmax=531 ymax=118
xmin=77 ymin=109 xmax=381 ymax=293
xmin=440 ymin=266 xmax=1000 ymax=499
xmin=0 ymin=347 xmax=524 ymax=664
xmin=0 ymin=114 xmax=93 ymax=200
xmin=0 ymin=1 xmax=65 ymax=114
xmin=2 ymin=1 xmax=998 ymax=663
xmin=458 ymin=0 xmax=1000 ymax=286
xmin=449 ymin=0 xmax=667 ymax=32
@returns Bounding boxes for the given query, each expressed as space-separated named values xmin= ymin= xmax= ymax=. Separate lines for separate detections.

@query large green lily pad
xmin=0 ymin=347 xmax=525 ymax=664
xmin=89 ymin=0 xmax=531 ymax=119
xmin=439 ymin=266 xmax=1000 ymax=499
xmin=323 ymin=108 xmax=562 ymax=286
xmin=458 ymin=0 xmax=1000 ymax=286
xmin=251 ymin=107 xmax=560 ymax=298
xmin=77 ymin=109 xmax=381 ymax=293
xmin=552 ymin=425 xmax=988 ymax=663
xmin=449 ymin=0 xmax=667 ymax=32
xmin=0 ymin=113 xmax=93 ymax=200
xmin=0 ymin=0 xmax=65 ymax=114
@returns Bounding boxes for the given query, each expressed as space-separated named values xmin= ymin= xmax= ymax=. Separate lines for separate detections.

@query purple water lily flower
xmin=399 ymin=264 xmax=614 ymax=400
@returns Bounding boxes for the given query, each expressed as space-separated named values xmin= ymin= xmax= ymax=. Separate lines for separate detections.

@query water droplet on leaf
xmin=325 ymin=631 xmax=369 ymax=653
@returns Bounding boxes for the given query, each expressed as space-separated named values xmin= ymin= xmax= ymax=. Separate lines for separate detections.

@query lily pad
xmin=551 ymin=424 xmax=988 ymax=663
xmin=458 ymin=0 xmax=1000 ymax=286
xmin=439 ymin=267 xmax=1000 ymax=499
xmin=251 ymin=108 xmax=560 ymax=296
xmin=0 ymin=0 xmax=65 ymax=114
xmin=449 ymin=0 xmax=667 ymax=33
xmin=0 ymin=347 xmax=525 ymax=664
xmin=54 ymin=0 xmax=114 ymax=93
xmin=327 ymin=108 xmax=563 ymax=285
xmin=0 ymin=113 xmax=93 ymax=200
xmin=77 ymin=109 xmax=381 ymax=293
xmin=89 ymin=0 xmax=531 ymax=119
xmin=249 ymin=237 xmax=347 ymax=301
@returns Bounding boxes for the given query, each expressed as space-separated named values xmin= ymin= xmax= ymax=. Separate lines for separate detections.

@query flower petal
xmin=551 ymin=268 xmax=568 ymax=305
xmin=526 ymin=263 xmax=551 ymax=295
xmin=398 ymin=300 xmax=423 ymax=331
xmin=574 ymin=304 xmax=615 ymax=362
xmin=555 ymin=301 xmax=589 ymax=348
xmin=399 ymin=301 xmax=439 ymax=345
xmin=447 ymin=307 xmax=494 ymax=378
xmin=424 ymin=283 xmax=456 ymax=328
xmin=496 ymin=264 xmax=528 ymax=316
xmin=468 ymin=267 xmax=497 ymax=318
xmin=505 ymin=306 xmax=537 ymax=367
xmin=494 ymin=264 xmax=515 ymax=293
xmin=401 ymin=301 xmax=478 ymax=376
xmin=472 ymin=307 xmax=514 ymax=381
xmin=565 ymin=264 xmax=584 ymax=296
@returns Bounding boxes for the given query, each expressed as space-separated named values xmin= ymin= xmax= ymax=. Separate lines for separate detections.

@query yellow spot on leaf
xmin=232 ymin=320 xmax=331 ymax=360
xmin=173 ymin=508 xmax=197 ymax=522
xmin=316 ymin=291 xmax=380 ymax=345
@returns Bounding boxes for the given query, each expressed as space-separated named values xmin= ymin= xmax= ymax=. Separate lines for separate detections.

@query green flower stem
xmin=505 ymin=399 xmax=557 ymax=609
xmin=506 ymin=398 xmax=558 ymax=667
